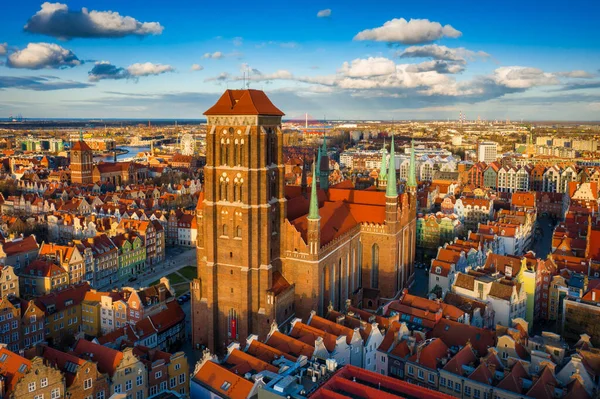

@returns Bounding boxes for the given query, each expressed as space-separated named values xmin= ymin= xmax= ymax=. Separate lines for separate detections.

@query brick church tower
xmin=191 ymin=90 xmax=292 ymax=352
xmin=70 ymin=130 xmax=93 ymax=184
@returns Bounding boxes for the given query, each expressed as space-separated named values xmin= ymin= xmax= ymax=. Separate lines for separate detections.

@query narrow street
xmin=531 ymin=214 xmax=555 ymax=258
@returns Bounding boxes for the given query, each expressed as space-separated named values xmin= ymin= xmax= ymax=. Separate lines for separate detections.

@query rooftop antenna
xmin=242 ymin=71 xmax=246 ymax=89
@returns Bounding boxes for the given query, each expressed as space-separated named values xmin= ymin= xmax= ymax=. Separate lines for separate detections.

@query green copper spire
xmin=321 ymin=135 xmax=327 ymax=154
xmin=408 ymin=139 xmax=417 ymax=188
xmin=316 ymin=146 xmax=322 ymax=178
xmin=308 ymin=161 xmax=320 ymax=220
xmin=79 ymin=128 xmax=83 ymax=141
xmin=379 ymin=139 xmax=387 ymax=180
xmin=386 ymin=134 xmax=398 ymax=197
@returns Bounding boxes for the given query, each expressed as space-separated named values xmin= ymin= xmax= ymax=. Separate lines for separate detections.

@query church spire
xmin=379 ymin=139 xmax=387 ymax=181
xmin=386 ymin=134 xmax=397 ymax=197
xmin=79 ymin=128 xmax=83 ymax=141
xmin=308 ymin=160 xmax=320 ymax=220
xmin=407 ymin=140 xmax=417 ymax=189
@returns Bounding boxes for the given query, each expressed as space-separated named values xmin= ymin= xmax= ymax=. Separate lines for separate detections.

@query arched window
xmin=240 ymin=139 xmax=245 ymax=165
xmin=220 ymin=139 xmax=227 ymax=165
xmin=222 ymin=224 xmax=228 ymax=236
xmin=269 ymin=172 xmax=277 ymax=199
xmin=371 ymin=243 xmax=379 ymax=289
xmin=236 ymin=225 xmax=242 ymax=238
xmin=220 ymin=181 xmax=227 ymax=201
xmin=228 ymin=308 xmax=237 ymax=338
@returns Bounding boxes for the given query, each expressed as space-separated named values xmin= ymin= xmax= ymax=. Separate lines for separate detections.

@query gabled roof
xmin=429 ymin=318 xmax=496 ymax=357
xmin=2 ymin=235 xmax=39 ymax=255
xmin=442 ymin=344 xmax=476 ymax=376
xmin=204 ymin=89 xmax=284 ymax=116
xmin=194 ymin=360 xmax=254 ymax=399
xmin=496 ymin=361 xmax=528 ymax=394
xmin=72 ymin=339 xmax=123 ymax=377
xmin=223 ymin=348 xmax=278 ymax=375
xmin=265 ymin=330 xmax=314 ymax=359
xmin=526 ymin=366 xmax=557 ymax=399
xmin=0 ymin=346 xmax=31 ymax=395
xmin=408 ymin=338 xmax=449 ymax=370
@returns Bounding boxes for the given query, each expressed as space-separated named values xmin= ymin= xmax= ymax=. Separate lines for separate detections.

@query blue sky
xmin=1 ymin=0 xmax=599 ymax=120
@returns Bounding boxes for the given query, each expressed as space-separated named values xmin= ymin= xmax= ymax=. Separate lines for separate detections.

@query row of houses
xmin=0 ymin=339 xmax=189 ymax=399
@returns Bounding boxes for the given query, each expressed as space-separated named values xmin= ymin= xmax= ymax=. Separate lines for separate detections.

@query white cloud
xmin=126 ymin=62 xmax=174 ymax=77
xmin=88 ymin=61 xmax=173 ymax=81
xmin=398 ymin=44 xmax=489 ymax=64
xmin=493 ymin=66 xmax=559 ymax=89
xmin=354 ymin=18 xmax=461 ymax=44
xmin=317 ymin=9 xmax=332 ymax=18
xmin=203 ymin=51 xmax=224 ymax=59
xmin=232 ymin=37 xmax=243 ymax=47
xmin=556 ymin=70 xmax=594 ymax=79
xmin=406 ymin=60 xmax=465 ymax=74
xmin=7 ymin=42 xmax=81 ymax=69
xmin=204 ymin=72 xmax=231 ymax=82
xmin=0 ymin=43 xmax=7 ymax=56
xmin=24 ymin=2 xmax=163 ymax=39
xmin=191 ymin=64 xmax=204 ymax=71
xmin=339 ymin=57 xmax=397 ymax=78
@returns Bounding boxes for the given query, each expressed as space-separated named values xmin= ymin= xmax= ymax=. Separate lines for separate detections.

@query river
xmin=93 ymin=146 xmax=151 ymax=162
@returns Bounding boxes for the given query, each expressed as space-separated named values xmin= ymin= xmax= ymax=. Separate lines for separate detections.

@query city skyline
xmin=1 ymin=0 xmax=600 ymax=120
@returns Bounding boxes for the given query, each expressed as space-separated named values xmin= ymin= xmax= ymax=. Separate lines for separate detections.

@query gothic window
xmin=222 ymin=224 xmax=228 ymax=237
xmin=236 ymin=225 xmax=242 ymax=238
xmin=219 ymin=174 xmax=229 ymax=201
xmin=228 ymin=308 xmax=237 ymax=339
xmin=220 ymin=138 xmax=227 ymax=166
xmin=269 ymin=171 xmax=277 ymax=199
xmin=371 ymin=243 xmax=379 ymax=289
xmin=240 ymin=139 xmax=245 ymax=165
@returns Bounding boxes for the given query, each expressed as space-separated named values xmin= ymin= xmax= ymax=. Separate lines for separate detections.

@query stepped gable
xmin=204 ymin=89 xmax=284 ymax=116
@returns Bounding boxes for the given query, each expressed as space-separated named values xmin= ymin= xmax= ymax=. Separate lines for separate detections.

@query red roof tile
xmin=204 ymin=89 xmax=284 ymax=116
xmin=72 ymin=339 xmax=123 ymax=377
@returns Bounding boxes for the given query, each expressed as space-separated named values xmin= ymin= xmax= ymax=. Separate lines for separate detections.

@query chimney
xmin=336 ymin=314 xmax=345 ymax=325
xmin=593 ymin=291 xmax=597 ymax=302
xmin=158 ymin=286 xmax=166 ymax=303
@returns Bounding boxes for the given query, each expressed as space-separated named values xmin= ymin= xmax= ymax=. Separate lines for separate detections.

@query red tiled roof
xmin=194 ymin=360 xmax=254 ymax=399
xmin=223 ymin=348 xmax=278 ymax=375
xmin=2 ymin=235 xmax=39 ymax=256
xmin=35 ymin=283 xmax=91 ymax=313
xmin=265 ymin=330 xmax=314 ymax=359
xmin=429 ymin=318 xmax=496 ymax=357
xmin=204 ymin=89 xmax=284 ymax=116
xmin=409 ymin=338 xmax=449 ymax=369
xmin=23 ymin=259 xmax=65 ymax=278
xmin=311 ymin=364 xmax=453 ymax=399
xmin=443 ymin=344 xmax=476 ymax=375
xmin=246 ymin=339 xmax=297 ymax=363
xmin=72 ymin=339 xmax=123 ymax=377
xmin=270 ymin=271 xmax=291 ymax=296
xmin=0 ymin=347 xmax=31 ymax=395
xmin=71 ymin=140 xmax=92 ymax=152
xmin=496 ymin=361 xmax=528 ymax=394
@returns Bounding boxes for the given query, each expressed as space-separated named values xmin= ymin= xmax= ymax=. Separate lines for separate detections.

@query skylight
xmin=221 ymin=381 xmax=232 ymax=391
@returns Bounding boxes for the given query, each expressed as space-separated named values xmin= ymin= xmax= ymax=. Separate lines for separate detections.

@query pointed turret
xmin=385 ymin=134 xmax=398 ymax=227
xmin=386 ymin=134 xmax=397 ymax=197
xmin=407 ymin=140 xmax=417 ymax=191
xmin=378 ymin=139 xmax=388 ymax=188
xmin=300 ymin=159 xmax=308 ymax=197
xmin=308 ymin=161 xmax=320 ymax=220
xmin=307 ymin=160 xmax=321 ymax=256
xmin=79 ymin=128 xmax=83 ymax=141
xmin=319 ymin=137 xmax=330 ymax=190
